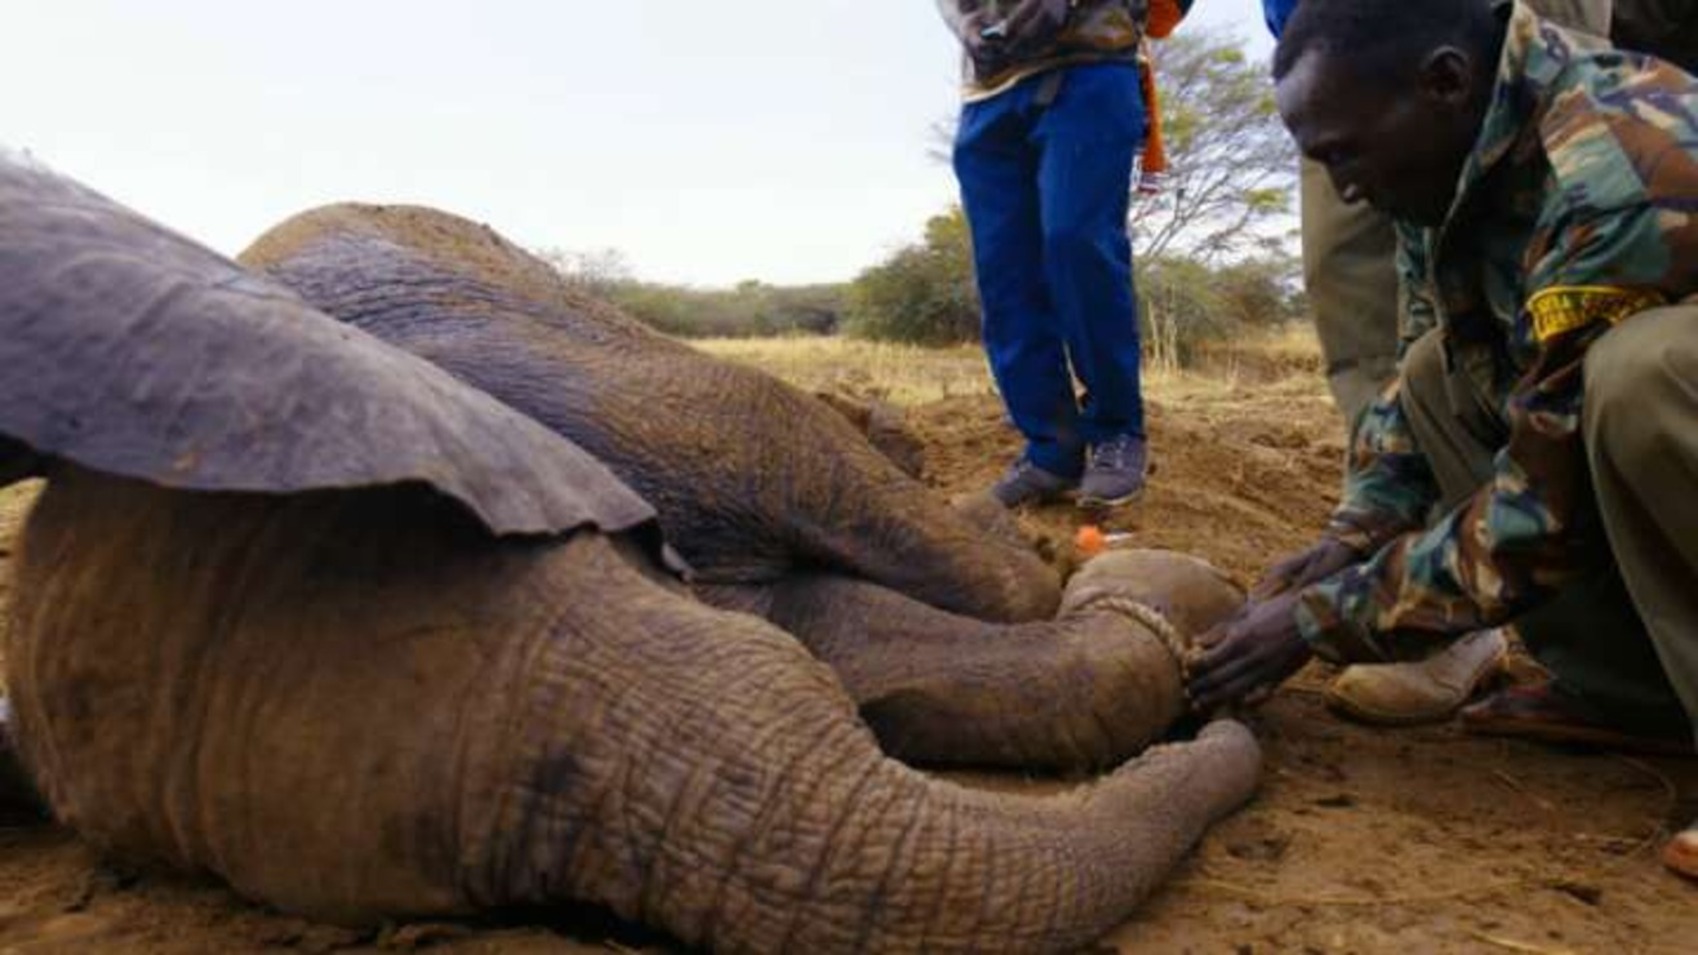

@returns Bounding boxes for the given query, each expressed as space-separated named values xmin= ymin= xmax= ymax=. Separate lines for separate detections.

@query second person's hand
xmin=1186 ymin=591 xmax=1314 ymax=713
xmin=1249 ymin=536 xmax=1361 ymax=601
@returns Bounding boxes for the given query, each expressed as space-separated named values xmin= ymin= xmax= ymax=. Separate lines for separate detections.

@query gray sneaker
xmin=1079 ymin=434 xmax=1147 ymax=507
xmin=990 ymin=458 xmax=1079 ymax=508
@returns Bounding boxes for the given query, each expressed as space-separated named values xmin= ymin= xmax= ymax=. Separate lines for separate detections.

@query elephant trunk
xmin=491 ymin=555 xmax=1260 ymax=952
xmin=693 ymin=723 xmax=1262 ymax=954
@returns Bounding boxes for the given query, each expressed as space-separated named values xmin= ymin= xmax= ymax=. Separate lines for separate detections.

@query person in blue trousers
xmin=938 ymin=0 xmax=1174 ymax=508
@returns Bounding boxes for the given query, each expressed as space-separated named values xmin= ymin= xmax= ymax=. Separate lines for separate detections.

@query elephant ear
xmin=0 ymin=153 xmax=658 ymax=541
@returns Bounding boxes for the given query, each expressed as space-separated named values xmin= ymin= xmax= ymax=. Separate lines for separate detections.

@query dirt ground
xmin=0 ymin=368 xmax=1693 ymax=953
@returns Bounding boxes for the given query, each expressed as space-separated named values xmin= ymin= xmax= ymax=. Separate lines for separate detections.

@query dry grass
xmin=692 ymin=337 xmax=996 ymax=406
xmin=692 ymin=326 xmax=1325 ymax=408
xmin=1238 ymin=320 xmax=1324 ymax=360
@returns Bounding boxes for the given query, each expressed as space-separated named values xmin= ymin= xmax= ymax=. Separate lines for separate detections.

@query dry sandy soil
xmin=0 ymin=355 xmax=1693 ymax=953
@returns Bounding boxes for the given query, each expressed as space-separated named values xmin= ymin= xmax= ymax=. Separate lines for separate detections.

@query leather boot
xmin=1325 ymin=628 xmax=1508 ymax=725
xmin=1460 ymin=680 xmax=1696 ymax=756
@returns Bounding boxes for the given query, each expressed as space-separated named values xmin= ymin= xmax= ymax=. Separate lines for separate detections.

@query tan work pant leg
xmin=1394 ymin=332 xmax=1502 ymax=510
xmin=1299 ymin=158 xmax=1400 ymax=429
xmin=1398 ymin=330 xmax=1692 ymax=734
xmin=1584 ymin=305 xmax=1698 ymax=737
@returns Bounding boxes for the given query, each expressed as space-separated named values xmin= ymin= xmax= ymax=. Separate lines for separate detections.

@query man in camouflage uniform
xmin=1267 ymin=0 xmax=1698 ymax=728
xmin=1189 ymin=0 xmax=1698 ymax=880
xmin=1270 ymin=0 xmax=1632 ymax=430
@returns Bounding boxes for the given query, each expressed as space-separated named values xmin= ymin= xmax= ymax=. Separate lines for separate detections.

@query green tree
xmin=844 ymin=207 xmax=980 ymax=345
xmin=1136 ymin=252 xmax=1303 ymax=371
xmin=1131 ymin=28 xmax=1297 ymax=261
xmin=845 ymin=205 xmax=1301 ymax=354
xmin=535 ymin=248 xmax=847 ymax=338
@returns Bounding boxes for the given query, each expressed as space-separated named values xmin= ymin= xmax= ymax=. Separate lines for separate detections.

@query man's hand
xmin=961 ymin=10 xmax=1021 ymax=79
xmin=1249 ymin=537 xmax=1361 ymax=601
xmin=1002 ymin=0 xmax=1074 ymax=52
xmin=1187 ymin=592 xmax=1314 ymax=713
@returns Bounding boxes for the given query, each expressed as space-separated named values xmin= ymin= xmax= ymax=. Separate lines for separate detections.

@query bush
xmin=616 ymin=282 xmax=846 ymax=338
xmin=1137 ymin=254 xmax=1302 ymax=369
xmin=844 ymin=208 xmax=980 ymax=346
xmin=540 ymin=248 xmax=848 ymax=338
xmin=846 ymin=206 xmax=1301 ymax=364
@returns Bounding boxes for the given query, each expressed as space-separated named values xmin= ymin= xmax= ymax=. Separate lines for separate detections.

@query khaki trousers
xmin=1397 ymin=316 xmax=1698 ymax=738
xmin=1299 ymin=158 xmax=1400 ymax=428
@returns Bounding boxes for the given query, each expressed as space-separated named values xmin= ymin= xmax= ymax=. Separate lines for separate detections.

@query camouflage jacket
xmin=1297 ymin=4 xmax=1698 ymax=663
xmin=936 ymin=0 xmax=1150 ymax=99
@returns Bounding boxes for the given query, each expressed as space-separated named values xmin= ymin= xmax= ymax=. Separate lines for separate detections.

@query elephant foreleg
xmin=699 ymin=550 xmax=1245 ymax=771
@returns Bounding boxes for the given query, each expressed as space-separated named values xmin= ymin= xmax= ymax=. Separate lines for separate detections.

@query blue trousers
xmin=953 ymin=63 xmax=1147 ymax=478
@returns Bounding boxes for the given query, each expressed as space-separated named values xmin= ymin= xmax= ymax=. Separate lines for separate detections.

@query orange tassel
xmin=1136 ymin=1 xmax=1187 ymax=195
xmin=1137 ymin=53 xmax=1167 ymax=195
xmin=1145 ymin=0 xmax=1186 ymax=39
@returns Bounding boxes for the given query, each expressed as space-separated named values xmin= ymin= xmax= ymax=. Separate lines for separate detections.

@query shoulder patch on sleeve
xmin=1525 ymin=285 xmax=1665 ymax=342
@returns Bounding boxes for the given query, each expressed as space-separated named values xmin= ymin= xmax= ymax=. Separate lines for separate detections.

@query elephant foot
xmin=1059 ymin=548 xmax=1245 ymax=635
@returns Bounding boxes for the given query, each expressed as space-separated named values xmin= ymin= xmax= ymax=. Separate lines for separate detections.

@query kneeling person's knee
xmin=1396 ymin=329 xmax=1448 ymax=411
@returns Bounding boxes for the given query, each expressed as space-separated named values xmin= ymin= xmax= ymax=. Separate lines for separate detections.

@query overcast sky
xmin=5 ymin=1 xmax=1272 ymax=287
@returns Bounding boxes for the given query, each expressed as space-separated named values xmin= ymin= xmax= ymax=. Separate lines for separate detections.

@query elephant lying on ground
xmin=240 ymin=204 xmax=1055 ymax=624
xmin=239 ymin=203 xmax=1244 ymax=769
xmin=0 ymin=156 xmax=1261 ymax=952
